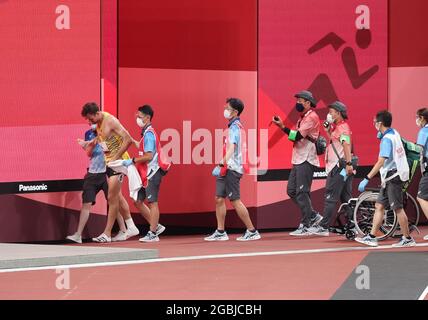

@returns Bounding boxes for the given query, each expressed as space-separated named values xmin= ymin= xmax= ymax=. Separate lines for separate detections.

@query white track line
xmin=418 ymin=285 xmax=428 ymax=300
xmin=1 ymin=243 xmax=428 ymax=274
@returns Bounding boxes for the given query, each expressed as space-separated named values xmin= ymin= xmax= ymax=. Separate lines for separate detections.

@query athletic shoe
xmin=126 ymin=225 xmax=140 ymax=239
xmin=112 ymin=230 xmax=128 ymax=242
xmin=289 ymin=225 xmax=311 ymax=236
xmin=355 ymin=234 xmax=378 ymax=247
xmin=92 ymin=233 xmax=111 ymax=243
xmin=423 ymin=234 xmax=428 ymax=241
xmin=236 ymin=230 xmax=261 ymax=241
xmin=155 ymin=224 xmax=166 ymax=236
xmin=308 ymin=225 xmax=329 ymax=237
xmin=392 ymin=236 xmax=416 ymax=248
xmin=289 ymin=224 xmax=302 ymax=235
xmin=66 ymin=233 xmax=82 ymax=244
xmin=204 ymin=230 xmax=229 ymax=241
xmin=139 ymin=231 xmax=159 ymax=243
xmin=310 ymin=213 xmax=323 ymax=227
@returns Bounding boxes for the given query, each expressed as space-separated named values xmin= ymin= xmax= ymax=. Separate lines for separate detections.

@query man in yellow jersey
xmin=81 ymin=102 xmax=139 ymax=243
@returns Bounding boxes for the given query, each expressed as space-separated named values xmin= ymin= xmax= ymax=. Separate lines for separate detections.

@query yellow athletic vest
xmin=96 ymin=112 xmax=130 ymax=162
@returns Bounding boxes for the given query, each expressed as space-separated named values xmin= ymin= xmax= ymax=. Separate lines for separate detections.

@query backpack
xmin=400 ymin=137 xmax=422 ymax=190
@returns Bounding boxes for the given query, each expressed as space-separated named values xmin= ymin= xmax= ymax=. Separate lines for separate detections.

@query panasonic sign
xmin=18 ymin=184 xmax=48 ymax=192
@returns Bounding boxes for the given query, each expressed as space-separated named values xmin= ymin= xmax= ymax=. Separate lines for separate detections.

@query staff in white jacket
xmin=355 ymin=110 xmax=416 ymax=248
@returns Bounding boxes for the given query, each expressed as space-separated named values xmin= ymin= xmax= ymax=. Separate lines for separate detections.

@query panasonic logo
xmin=18 ymin=184 xmax=48 ymax=192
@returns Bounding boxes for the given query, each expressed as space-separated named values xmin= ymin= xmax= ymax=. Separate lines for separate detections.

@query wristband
xmin=340 ymin=134 xmax=351 ymax=144
xmin=288 ymin=130 xmax=298 ymax=142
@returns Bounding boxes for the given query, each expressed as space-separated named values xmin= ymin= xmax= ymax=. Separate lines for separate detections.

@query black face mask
xmin=295 ymin=103 xmax=305 ymax=112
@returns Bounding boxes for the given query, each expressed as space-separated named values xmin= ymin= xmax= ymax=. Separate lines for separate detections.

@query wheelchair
xmin=330 ymin=184 xmax=421 ymax=241
xmin=330 ymin=139 xmax=422 ymax=240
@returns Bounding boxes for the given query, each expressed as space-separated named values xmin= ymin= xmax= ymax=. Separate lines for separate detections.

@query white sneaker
xmin=112 ymin=230 xmax=128 ymax=242
xmin=310 ymin=213 xmax=323 ymax=227
xmin=66 ymin=233 xmax=82 ymax=244
xmin=92 ymin=233 xmax=111 ymax=243
xmin=392 ymin=236 xmax=416 ymax=248
xmin=139 ymin=231 xmax=159 ymax=243
xmin=204 ymin=230 xmax=229 ymax=241
xmin=289 ymin=225 xmax=311 ymax=236
xmin=156 ymin=224 xmax=166 ymax=236
xmin=308 ymin=225 xmax=329 ymax=237
xmin=355 ymin=234 xmax=378 ymax=247
xmin=423 ymin=234 xmax=428 ymax=241
xmin=126 ymin=225 xmax=140 ymax=239
xmin=236 ymin=230 xmax=261 ymax=241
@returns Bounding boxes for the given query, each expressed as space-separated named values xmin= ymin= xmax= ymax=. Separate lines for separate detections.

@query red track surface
xmin=0 ymin=227 xmax=427 ymax=300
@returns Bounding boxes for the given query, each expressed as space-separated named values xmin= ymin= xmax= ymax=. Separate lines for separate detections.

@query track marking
xmin=418 ymin=285 xmax=428 ymax=300
xmin=1 ymin=243 xmax=428 ymax=274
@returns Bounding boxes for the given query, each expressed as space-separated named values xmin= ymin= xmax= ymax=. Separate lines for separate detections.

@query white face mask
xmin=90 ymin=124 xmax=97 ymax=131
xmin=326 ymin=114 xmax=334 ymax=124
xmin=416 ymin=118 xmax=422 ymax=127
xmin=374 ymin=122 xmax=379 ymax=130
xmin=136 ymin=117 xmax=145 ymax=128
xmin=224 ymin=109 xmax=232 ymax=119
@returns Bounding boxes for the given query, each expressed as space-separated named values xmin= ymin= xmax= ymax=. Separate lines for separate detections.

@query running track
xmin=0 ymin=227 xmax=427 ymax=300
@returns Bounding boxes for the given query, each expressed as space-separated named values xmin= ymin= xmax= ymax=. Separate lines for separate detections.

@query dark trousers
xmin=287 ymin=161 xmax=317 ymax=227
xmin=320 ymin=166 xmax=353 ymax=229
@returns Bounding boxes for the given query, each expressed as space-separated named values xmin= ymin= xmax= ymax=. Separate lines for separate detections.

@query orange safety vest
xmin=136 ymin=126 xmax=171 ymax=188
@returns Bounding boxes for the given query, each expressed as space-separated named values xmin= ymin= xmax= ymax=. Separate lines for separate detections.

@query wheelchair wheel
xmin=353 ymin=191 xmax=398 ymax=241
xmin=345 ymin=229 xmax=356 ymax=240
xmin=392 ymin=192 xmax=420 ymax=238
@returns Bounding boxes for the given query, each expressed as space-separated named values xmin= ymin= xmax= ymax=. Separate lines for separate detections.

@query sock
xmin=126 ymin=218 xmax=136 ymax=229
xmin=249 ymin=229 xmax=256 ymax=233
xmin=406 ymin=236 xmax=412 ymax=240
xmin=369 ymin=234 xmax=376 ymax=238
xmin=217 ymin=229 xmax=225 ymax=234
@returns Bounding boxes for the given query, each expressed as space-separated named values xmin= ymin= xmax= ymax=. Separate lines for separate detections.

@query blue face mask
xmin=295 ymin=103 xmax=305 ymax=112
xmin=377 ymin=131 xmax=382 ymax=139
xmin=90 ymin=124 xmax=97 ymax=131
